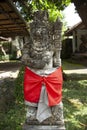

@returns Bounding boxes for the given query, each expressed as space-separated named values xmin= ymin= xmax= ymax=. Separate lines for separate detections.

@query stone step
xmin=23 ymin=124 xmax=66 ymax=130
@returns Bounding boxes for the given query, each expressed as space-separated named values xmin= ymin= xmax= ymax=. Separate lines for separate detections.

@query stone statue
xmin=22 ymin=11 xmax=65 ymax=130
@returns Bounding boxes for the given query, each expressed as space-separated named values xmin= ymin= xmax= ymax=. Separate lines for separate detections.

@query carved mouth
xmin=32 ymin=46 xmax=47 ymax=52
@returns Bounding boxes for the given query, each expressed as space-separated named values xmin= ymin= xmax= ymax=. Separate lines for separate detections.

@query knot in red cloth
xmin=41 ymin=76 xmax=46 ymax=85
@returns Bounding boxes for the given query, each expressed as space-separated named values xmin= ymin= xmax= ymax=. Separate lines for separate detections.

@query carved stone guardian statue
xmin=22 ymin=10 xmax=65 ymax=130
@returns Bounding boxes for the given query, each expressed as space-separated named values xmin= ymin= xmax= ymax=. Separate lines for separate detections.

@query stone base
xmin=23 ymin=124 xmax=65 ymax=130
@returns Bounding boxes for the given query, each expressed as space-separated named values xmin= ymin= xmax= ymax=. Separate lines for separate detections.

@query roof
xmin=65 ymin=21 xmax=86 ymax=36
xmin=0 ymin=36 xmax=9 ymax=41
xmin=72 ymin=0 xmax=87 ymax=27
xmin=0 ymin=0 xmax=29 ymax=37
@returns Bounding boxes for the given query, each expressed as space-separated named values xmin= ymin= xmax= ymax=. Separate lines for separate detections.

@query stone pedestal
xmin=23 ymin=125 xmax=65 ymax=130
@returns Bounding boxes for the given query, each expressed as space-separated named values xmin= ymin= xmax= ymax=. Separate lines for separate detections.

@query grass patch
xmin=62 ymin=60 xmax=86 ymax=70
xmin=0 ymin=103 xmax=25 ymax=130
xmin=63 ymin=80 xmax=87 ymax=130
xmin=0 ymin=66 xmax=87 ymax=130
xmin=0 ymin=67 xmax=25 ymax=130
xmin=66 ymin=73 xmax=87 ymax=80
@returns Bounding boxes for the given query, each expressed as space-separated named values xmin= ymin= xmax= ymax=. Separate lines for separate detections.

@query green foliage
xmin=0 ymin=42 xmax=12 ymax=54
xmin=16 ymin=0 xmax=71 ymax=21
xmin=63 ymin=80 xmax=87 ymax=130
xmin=0 ymin=42 xmax=12 ymax=61
xmin=15 ymin=66 xmax=25 ymax=103
xmin=0 ymin=103 xmax=25 ymax=130
xmin=62 ymin=60 xmax=86 ymax=70
xmin=48 ymin=5 xmax=62 ymax=22
xmin=10 ymin=51 xmax=17 ymax=60
xmin=0 ymin=74 xmax=25 ymax=130
xmin=48 ymin=0 xmax=71 ymax=10
xmin=0 ymin=55 xmax=10 ymax=61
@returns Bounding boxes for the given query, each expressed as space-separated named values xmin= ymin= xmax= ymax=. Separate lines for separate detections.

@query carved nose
xmin=37 ymin=30 xmax=41 ymax=35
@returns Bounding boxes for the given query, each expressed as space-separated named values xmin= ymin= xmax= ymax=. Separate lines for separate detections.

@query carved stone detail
xmin=22 ymin=10 xmax=62 ymax=68
xmin=22 ymin=10 xmax=65 ymax=130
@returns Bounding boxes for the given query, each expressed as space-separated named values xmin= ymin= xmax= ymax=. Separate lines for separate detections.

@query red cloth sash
xmin=24 ymin=67 xmax=63 ymax=106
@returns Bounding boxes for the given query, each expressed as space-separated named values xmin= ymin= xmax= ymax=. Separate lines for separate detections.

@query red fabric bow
xmin=24 ymin=67 xmax=63 ymax=106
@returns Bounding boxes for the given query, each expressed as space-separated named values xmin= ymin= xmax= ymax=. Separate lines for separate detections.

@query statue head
xmin=33 ymin=10 xmax=49 ymax=22
xmin=30 ymin=11 xmax=49 ymax=47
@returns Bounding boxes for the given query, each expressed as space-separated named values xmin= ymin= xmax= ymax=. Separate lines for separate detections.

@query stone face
xmin=21 ymin=11 xmax=62 ymax=68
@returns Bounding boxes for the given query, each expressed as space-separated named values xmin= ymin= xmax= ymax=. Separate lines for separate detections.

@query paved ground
xmin=64 ymin=68 xmax=87 ymax=74
xmin=0 ymin=69 xmax=19 ymax=78
xmin=0 ymin=61 xmax=22 ymax=78
xmin=0 ymin=61 xmax=87 ymax=79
